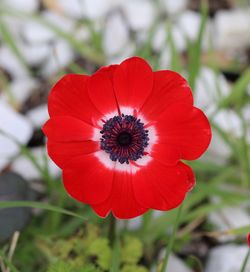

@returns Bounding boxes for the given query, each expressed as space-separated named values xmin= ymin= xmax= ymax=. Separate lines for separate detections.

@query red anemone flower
xmin=42 ymin=56 xmax=211 ymax=219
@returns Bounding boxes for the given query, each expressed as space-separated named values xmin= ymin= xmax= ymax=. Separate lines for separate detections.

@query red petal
xmin=97 ymin=64 xmax=118 ymax=80
xmin=48 ymin=74 xmax=102 ymax=126
xmin=113 ymin=57 xmax=153 ymax=110
xmin=42 ymin=116 xmax=94 ymax=142
xmin=62 ymin=154 xmax=114 ymax=205
xmin=155 ymin=103 xmax=212 ymax=160
xmin=92 ymin=199 xmax=112 ymax=218
xmin=92 ymin=169 xmax=148 ymax=219
xmin=111 ymin=171 xmax=148 ymax=219
xmin=178 ymin=161 xmax=196 ymax=191
xmin=88 ymin=70 xmax=119 ymax=116
xmin=47 ymin=140 xmax=99 ymax=169
xmin=140 ymin=70 xmax=193 ymax=121
xmin=150 ymin=144 xmax=180 ymax=166
xmin=133 ymin=160 xmax=191 ymax=211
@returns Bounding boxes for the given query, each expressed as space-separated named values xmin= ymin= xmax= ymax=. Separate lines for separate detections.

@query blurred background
xmin=0 ymin=0 xmax=250 ymax=271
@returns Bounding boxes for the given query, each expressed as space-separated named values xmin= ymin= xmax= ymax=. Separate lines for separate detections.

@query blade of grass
xmin=68 ymin=62 xmax=88 ymax=74
xmin=0 ymin=201 xmax=87 ymax=220
xmin=0 ymin=70 xmax=17 ymax=108
xmin=143 ymin=179 xmax=247 ymax=242
xmin=0 ymin=251 xmax=20 ymax=272
xmin=160 ymin=202 xmax=184 ymax=272
xmin=188 ymin=0 xmax=208 ymax=90
xmin=0 ymin=16 xmax=29 ymax=73
xmin=240 ymin=249 xmax=250 ymax=272
xmin=220 ymin=68 xmax=250 ymax=108
xmin=201 ymin=225 xmax=250 ymax=237
xmin=0 ymin=128 xmax=57 ymax=195
xmin=167 ymin=23 xmax=182 ymax=73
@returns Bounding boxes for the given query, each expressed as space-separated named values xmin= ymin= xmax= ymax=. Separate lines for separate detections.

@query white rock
xmin=26 ymin=105 xmax=49 ymax=129
xmin=152 ymin=24 xmax=167 ymax=52
xmin=213 ymin=110 xmax=243 ymax=138
xmin=21 ymin=43 xmax=51 ymax=66
xmin=75 ymin=26 xmax=91 ymax=42
xmin=2 ymin=0 xmax=39 ymax=13
xmin=153 ymin=24 xmax=186 ymax=52
xmin=195 ymin=67 xmax=231 ymax=112
xmin=172 ymin=25 xmax=187 ymax=52
xmin=209 ymin=205 xmax=250 ymax=241
xmin=42 ymin=10 xmax=75 ymax=32
xmin=177 ymin=11 xmax=201 ymax=41
xmin=195 ymin=67 xmax=235 ymax=162
xmin=127 ymin=217 xmax=142 ymax=230
xmin=243 ymin=105 xmax=250 ymax=142
xmin=205 ymin=245 xmax=250 ymax=272
xmin=117 ymin=216 xmax=142 ymax=230
xmin=42 ymin=40 xmax=74 ymax=76
xmin=205 ymin=109 xmax=242 ymax=163
xmin=106 ymin=43 xmax=135 ymax=65
xmin=0 ymin=100 xmax=32 ymax=171
xmin=177 ymin=11 xmax=212 ymax=49
xmin=122 ymin=0 xmax=155 ymax=31
xmin=159 ymin=47 xmax=171 ymax=69
xmin=158 ymin=252 xmax=192 ymax=272
xmin=0 ymin=101 xmax=32 ymax=144
xmin=22 ymin=22 xmax=55 ymax=44
xmin=0 ymin=46 xmax=29 ymax=79
xmin=166 ymin=255 xmax=192 ymax=272
xmin=11 ymin=147 xmax=60 ymax=180
xmin=0 ymin=135 xmax=17 ymax=161
xmin=2 ymin=77 xmax=37 ymax=106
xmin=0 ymin=157 xmax=9 ymax=171
xmin=22 ymin=11 xmax=75 ymax=44
xmin=160 ymin=0 xmax=188 ymax=15
xmin=214 ymin=9 xmax=250 ymax=50
xmin=203 ymin=130 xmax=231 ymax=165
xmin=247 ymin=84 xmax=250 ymax=96
xmin=0 ymin=16 xmax=22 ymax=39
xmin=56 ymin=0 xmax=83 ymax=18
xmin=103 ymin=12 xmax=129 ymax=56
xmin=82 ymin=0 xmax=111 ymax=19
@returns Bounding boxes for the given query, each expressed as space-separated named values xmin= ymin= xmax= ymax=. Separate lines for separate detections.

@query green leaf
xmin=121 ymin=265 xmax=148 ymax=272
xmin=47 ymin=261 xmax=98 ymax=272
xmin=88 ymin=238 xmax=112 ymax=270
xmin=121 ymin=236 xmax=143 ymax=265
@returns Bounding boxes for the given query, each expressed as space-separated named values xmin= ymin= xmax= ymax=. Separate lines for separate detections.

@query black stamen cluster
xmin=100 ymin=114 xmax=149 ymax=164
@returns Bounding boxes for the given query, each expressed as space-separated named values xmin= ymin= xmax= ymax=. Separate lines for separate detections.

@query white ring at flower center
xmin=92 ymin=106 xmax=158 ymax=174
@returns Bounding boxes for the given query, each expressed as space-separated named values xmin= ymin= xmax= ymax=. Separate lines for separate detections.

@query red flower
xmin=43 ymin=57 xmax=211 ymax=219
xmin=248 ymin=233 xmax=250 ymax=247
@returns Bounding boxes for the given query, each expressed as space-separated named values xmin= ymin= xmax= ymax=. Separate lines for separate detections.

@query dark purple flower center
xmin=100 ymin=114 xmax=149 ymax=164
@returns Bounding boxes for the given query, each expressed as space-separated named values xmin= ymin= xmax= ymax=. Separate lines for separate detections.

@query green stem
xmin=160 ymin=202 xmax=184 ymax=272
xmin=110 ymin=234 xmax=120 ymax=272
xmin=240 ymin=248 xmax=250 ymax=272
xmin=109 ymin=215 xmax=120 ymax=272
xmin=108 ymin=214 xmax=117 ymax=246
